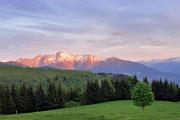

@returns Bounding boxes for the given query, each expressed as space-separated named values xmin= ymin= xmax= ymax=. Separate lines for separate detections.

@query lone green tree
xmin=131 ymin=82 xmax=154 ymax=111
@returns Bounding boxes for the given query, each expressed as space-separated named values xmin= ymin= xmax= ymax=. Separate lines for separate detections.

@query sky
xmin=0 ymin=0 xmax=180 ymax=61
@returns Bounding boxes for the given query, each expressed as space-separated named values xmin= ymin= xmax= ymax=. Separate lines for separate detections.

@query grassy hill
xmin=0 ymin=100 xmax=179 ymax=120
xmin=0 ymin=64 xmax=98 ymax=88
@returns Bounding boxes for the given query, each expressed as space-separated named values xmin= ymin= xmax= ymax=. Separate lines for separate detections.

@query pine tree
xmin=85 ymin=80 xmax=101 ymax=104
xmin=1 ymin=86 xmax=16 ymax=114
xmin=121 ymin=79 xmax=131 ymax=99
xmin=130 ymin=75 xmax=138 ymax=89
xmin=16 ymin=84 xmax=33 ymax=113
xmin=47 ymin=79 xmax=57 ymax=104
xmin=143 ymin=77 xmax=149 ymax=84
xmin=177 ymin=88 xmax=180 ymax=101
xmin=152 ymin=80 xmax=159 ymax=100
xmin=0 ymin=84 xmax=5 ymax=113
xmin=159 ymin=79 xmax=164 ymax=100
xmin=152 ymin=80 xmax=164 ymax=100
xmin=57 ymin=84 xmax=65 ymax=107
xmin=69 ymin=86 xmax=81 ymax=102
xmin=26 ymin=86 xmax=35 ymax=111
xmin=163 ymin=80 xmax=170 ymax=101
xmin=11 ymin=84 xmax=18 ymax=114
xmin=35 ymin=83 xmax=46 ymax=111
xmin=168 ymin=82 xmax=178 ymax=101
xmin=101 ymin=79 xmax=115 ymax=101
xmin=19 ymin=83 xmax=27 ymax=97
xmin=54 ymin=76 xmax=58 ymax=82
xmin=113 ymin=79 xmax=130 ymax=100
xmin=114 ymin=79 xmax=124 ymax=100
xmin=94 ymin=80 xmax=102 ymax=102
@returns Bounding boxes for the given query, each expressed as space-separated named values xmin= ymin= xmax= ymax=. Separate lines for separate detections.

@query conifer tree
xmin=57 ymin=84 xmax=65 ymax=107
xmin=152 ymin=80 xmax=163 ymax=100
xmin=110 ymin=77 xmax=131 ymax=100
xmin=11 ymin=84 xmax=18 ymax=114
xmin=0 ymin=84 xmax=4 ymax=113
xmin=1 ymin=86 xmax=16 ymax=114
xmin=177 ymin=88 xmax=180 ymax=101
xmin=163 ymin=80 xmax=170 ymax=100
xmin=114 ymin=79 xmax=124 ymax=100
xmin=47 ymin=80 xmax=57 ymax=104
xmin=143 ymin=77 xmax=149 ymax=84
xmin=35 ymin=83 xmax=46 ymax=111
xmin=16 ymin=84 xmax=33 ymax=113
xmin=169 ymin=82 xmax=178 ymax=101
xmin=101 ymin=79 xmax=115 ymax=101
xmin=130 ymin=75 xmax=138 ymax=89
xmin=85 ymin=80 xmax=101 ymax=104
xmin=26 ymin=86 xmax=35 ymax=111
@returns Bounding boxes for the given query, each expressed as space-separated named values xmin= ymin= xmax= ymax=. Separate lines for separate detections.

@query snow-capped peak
xmin=15 ymin=52 xmax=103 ymax=69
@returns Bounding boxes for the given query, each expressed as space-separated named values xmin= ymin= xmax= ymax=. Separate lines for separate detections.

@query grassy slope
xmin=0 ymin=101 xmax=180 ymax=120
xmin=0 ymin=65 xmax=97 ymax=88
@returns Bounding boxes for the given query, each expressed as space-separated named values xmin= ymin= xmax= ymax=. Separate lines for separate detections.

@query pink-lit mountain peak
xmin=16 ymin=52 xmax=103 ymax=69
xmin=7 ymin=52 xmax=180 ymax=83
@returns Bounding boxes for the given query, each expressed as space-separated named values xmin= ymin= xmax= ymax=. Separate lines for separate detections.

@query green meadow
xmin=0 ymin=64 xmax=97 ymax=88
xmin=0 ymin=101 xmax=180 ymax=120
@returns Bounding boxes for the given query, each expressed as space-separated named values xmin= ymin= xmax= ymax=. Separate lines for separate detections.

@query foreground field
xmin=0 ymin=101 xmax=180 ymax=120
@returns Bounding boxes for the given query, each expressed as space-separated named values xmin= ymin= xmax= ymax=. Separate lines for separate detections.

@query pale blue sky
xmin=0 ymin=0 xmax=180 ymax=61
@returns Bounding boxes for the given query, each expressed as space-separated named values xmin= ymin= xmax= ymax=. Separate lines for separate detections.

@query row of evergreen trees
xmin=152 ymin=80 xmax=180 ymax=101
xmin=0 ymin=75 xmax=180 ymax=114
xmin=0 ymin=80 xmax=79 ymax=114
xmin=85 ymin=76 xmax=180 ymax=104
xmin=85 ymin=79 xmax=130 ymax=104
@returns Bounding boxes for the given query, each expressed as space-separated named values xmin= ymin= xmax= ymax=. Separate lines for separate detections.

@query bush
xmin=65 ymin=101 xmax=81 ymax=108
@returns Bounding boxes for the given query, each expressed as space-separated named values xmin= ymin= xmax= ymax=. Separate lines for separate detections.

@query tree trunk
xmin=142 ymin=106 xmax=144 ymax=111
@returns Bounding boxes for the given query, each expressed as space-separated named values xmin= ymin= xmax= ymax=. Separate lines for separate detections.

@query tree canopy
xmin=131 ymin=82 xmax=154 ymax=111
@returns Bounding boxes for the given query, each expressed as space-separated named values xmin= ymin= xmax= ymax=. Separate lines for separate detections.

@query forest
xmin=0 ymin=74 xmax=180 ymax=114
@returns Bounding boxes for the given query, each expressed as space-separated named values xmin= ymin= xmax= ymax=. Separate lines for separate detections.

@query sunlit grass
xmin=0 ymin=100 xmax=180 ymax=120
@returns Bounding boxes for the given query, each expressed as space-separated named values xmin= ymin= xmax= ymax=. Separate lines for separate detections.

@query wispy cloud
xmin=0 ymin=0 xmax=180 ymax=61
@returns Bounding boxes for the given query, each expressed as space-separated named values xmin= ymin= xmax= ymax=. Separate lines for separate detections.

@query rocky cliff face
xmin=16 ymin=52 xmax=103 ymax=70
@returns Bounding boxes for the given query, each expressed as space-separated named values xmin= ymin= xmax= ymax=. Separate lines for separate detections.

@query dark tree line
xmin=85 ymin=75 xmax=138 ymax=104
xmin=0 ymin=75 xmax=180 ymax=114
xmin=152 ymin=79 xmax=180 ymax=102
xmin=85 ymin=76 xmax=180 ymax=104
xmin=0 ymin=79 xmax=79 ymax=114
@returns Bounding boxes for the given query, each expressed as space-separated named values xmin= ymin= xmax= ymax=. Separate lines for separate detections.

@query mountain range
xmin=141 ymin=57 xmax=180 ymax=76
xmin=3 ymin=52 xmax=180 ymax=83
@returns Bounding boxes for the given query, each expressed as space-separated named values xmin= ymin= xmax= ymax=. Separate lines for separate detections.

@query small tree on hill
xmin=131 ymin=82 xmax=154 ymax=111
xmin=143 ymin=77 xmax=149 ymax=84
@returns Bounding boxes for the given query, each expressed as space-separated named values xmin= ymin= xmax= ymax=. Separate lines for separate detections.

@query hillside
xmin=0 ymin=101 xmax=180 ymax=120
xmin=0 ymin=63 xmax=97 ymax=87
xmin=141 ymin=57 xmax=180 ymax=75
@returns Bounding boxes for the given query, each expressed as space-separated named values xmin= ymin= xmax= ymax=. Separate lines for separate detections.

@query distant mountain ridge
xmin=15 ymin=52 xmax=102 ymax=70
xmin=141 ymin=57 xmax=180 ymax=76
xmin=3 ymin=52 xmax=180 ymax=83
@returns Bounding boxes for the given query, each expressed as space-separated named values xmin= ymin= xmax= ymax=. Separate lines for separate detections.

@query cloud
xmin=142 ymin=39 xmax=168 ymax=46
xmin=0 ymin=0 xmax=51 ymax=13
xmin=19 ymin=23 xmax=87 ymax=34
xmin=0 ymin=0 xmax=180 ymax=61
